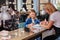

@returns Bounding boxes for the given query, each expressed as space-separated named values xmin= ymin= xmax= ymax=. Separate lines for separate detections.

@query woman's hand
xmin=40 ymin=21 xmax=48 ymax=25
xmin=40 ymin=19 xmax=48 ymax=29
xmin=40 ymin=19 xmax=48 ymax=25
xmin=40 ymin=20 xmax=54 ymax=29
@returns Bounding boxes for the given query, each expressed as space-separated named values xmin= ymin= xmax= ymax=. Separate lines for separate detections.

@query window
xmin=40 ymin=0 xmax=50 ymax=15
xmin=23 ymin=0 xmax=32 ymax=10
xmin=55 ymin=0 xmax=60 ymax=10
xmin=6 ymin=0 xmax=17 ymax=10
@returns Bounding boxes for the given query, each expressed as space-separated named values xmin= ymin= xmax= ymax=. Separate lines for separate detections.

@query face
xmin=44 ymin=5 xmax=53 ymax=15
xmin=30 ymin=11 xmax=36 ymax=19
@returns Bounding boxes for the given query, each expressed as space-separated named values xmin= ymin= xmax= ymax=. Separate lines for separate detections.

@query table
xmin=0 ymin=27 xmax=46 ymax=40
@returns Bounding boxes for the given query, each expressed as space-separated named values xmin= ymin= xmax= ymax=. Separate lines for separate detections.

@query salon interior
xmin=0 ymin=0 xmax=60 ymax=40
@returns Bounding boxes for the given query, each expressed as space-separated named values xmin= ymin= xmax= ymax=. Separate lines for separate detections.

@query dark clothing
xmin=54 ymin=26 xmax=60 ymax=38
xmin=39 ymin=14 xmax=49 ymax=21
xmin=43 ymin=25 xmax=60 ymax=40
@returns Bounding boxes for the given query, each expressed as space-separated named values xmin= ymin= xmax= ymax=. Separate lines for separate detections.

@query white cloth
xmin=32 ymin=19 xmax=35 ymax=24
xmin=32 ymin=24 xmax=46 ymax=33
xmin=49 ymin=11 xmax=60 ymax=28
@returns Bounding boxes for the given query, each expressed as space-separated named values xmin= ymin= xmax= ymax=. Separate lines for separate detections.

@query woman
xmin=40 ymin=3 xmax=60 ymax=40
xmin=25 ymin=9 xmax=40 ymax=32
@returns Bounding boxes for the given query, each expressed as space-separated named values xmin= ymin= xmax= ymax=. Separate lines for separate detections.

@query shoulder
xmin=35 ymin=18 xmax=40 ymax=22
xmin=50 ymin=11 xmax=59 ymax=17
xmin=26 ymin=18 xmax=32 ymax=21
xmin=52 ymin=11 xmax=60 ymax=16
xmin=49 ymin=11 xmax=60 ymax=21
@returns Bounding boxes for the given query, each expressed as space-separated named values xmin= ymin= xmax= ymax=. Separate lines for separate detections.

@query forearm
xmin=42 ymin=23 xmax=53 ymax=29
xmin=42 ymin=25 xmax=51 ymax=29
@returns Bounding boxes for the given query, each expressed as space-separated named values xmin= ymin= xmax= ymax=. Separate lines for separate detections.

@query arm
xmin=25 ymin=18 xmax=33 ymax=28
xmin=40 ymin=13 xmax=56 ymax=29
xmin=25 ymin=19 xmax=29 ymax=28
xmin=40 ymin=21 xmax=54 ymax=29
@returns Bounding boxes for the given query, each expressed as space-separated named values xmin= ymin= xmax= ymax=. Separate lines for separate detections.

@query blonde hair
xmin=44 ymin=3 xmax=57 ymax=14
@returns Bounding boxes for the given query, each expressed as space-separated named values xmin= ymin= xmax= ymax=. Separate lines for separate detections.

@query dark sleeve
xmin=36 ymin=19 xmax=40 ymax=24
xmin=24 ymin=18 xmax=30 ymax=27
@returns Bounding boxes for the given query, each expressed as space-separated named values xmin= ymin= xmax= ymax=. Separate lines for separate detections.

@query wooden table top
xmin=0 ymin=27 xmax=46 ymax=40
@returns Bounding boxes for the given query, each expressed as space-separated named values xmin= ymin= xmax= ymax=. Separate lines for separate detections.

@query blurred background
xmin=0 ymin=0 xmax=60 ymax=40
xmin=0 ymin=0 xmax=60 ymax=29
xmin=0 ymin=0 xmax=60 ymax=15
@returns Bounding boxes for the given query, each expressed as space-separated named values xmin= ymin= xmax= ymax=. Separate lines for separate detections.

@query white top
xmin=1 ymin=12 xmax=11 ymax=20
xmin=49 ymin=11 xmax=60 ymax=28
xmin=32 ymin=19 xmax=35 ymax=24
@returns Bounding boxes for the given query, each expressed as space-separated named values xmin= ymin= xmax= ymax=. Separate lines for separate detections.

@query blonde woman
xmin=40 ymin=3 xmax=60 ymax=40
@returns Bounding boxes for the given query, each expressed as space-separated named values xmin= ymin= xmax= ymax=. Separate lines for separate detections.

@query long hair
xmin=44 ymin=3 xmax=57 ymax=13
